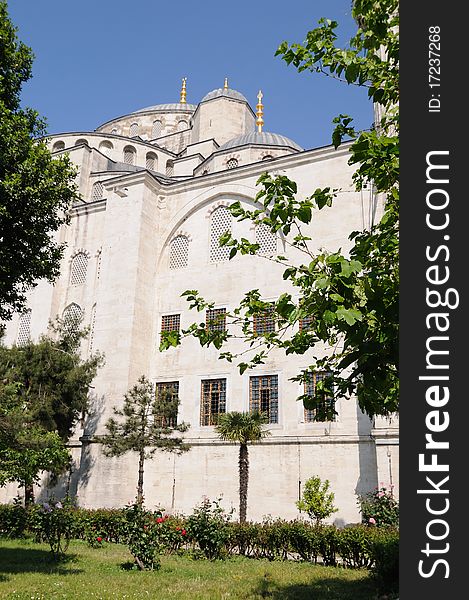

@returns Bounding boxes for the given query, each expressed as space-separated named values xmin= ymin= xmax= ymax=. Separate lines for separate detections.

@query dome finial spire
xmin=223 ymin=77 xmax=229 ymax=91
xmin=180 ymin=77 xmax=187 ymax=104
xmin=256 ymin=90 xmax=264 ymax=133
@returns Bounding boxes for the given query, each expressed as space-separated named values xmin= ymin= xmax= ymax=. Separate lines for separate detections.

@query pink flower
xmin=97 ymin=536 xmax=102 ymax=542
xmin=369 ymin=517 xmax=376 ymax=525
xmin=181 ymin=529 xmax=187 ymax=536
xmin=156 ymin=517 xmax=164 ymax=524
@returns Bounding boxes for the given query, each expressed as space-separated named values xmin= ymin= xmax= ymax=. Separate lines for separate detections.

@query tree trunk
xmin=239 ymin=443 xmax=249 ymax=523
xmin=137 ymin=449 xmax=145 ymax=505
xmin=24 ymin=482 xmax=35 ymax=507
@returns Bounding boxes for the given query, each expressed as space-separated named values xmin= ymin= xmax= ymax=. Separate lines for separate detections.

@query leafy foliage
xmin=32 ymin=497 xmax=76 ymax=559
xmin=0 ymin=2 xmax=79 ymax=323
xmin=358 ymin=486 xmax=399 ymax=528
xmin=163 ymin=0 xmax=399 ymax=419
xmin=185 ymin=497 xmax=232 ymax=560
xmin=100 ymin=376 xmax=190 ymax=505
xmin=296 ymin=476 xmax=338 ymax=525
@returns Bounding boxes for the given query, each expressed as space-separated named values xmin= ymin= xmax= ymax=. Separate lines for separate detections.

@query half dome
xmin=219 ymin=131 xmax=303 ymax=152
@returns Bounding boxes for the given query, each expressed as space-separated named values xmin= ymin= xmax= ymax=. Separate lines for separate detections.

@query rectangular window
xmin=249 ymin=375 xmax=278 ymax=424
xmin=206 ymin=308 xmax=226 ymax=332
xmin=161 ymin=314 xmax=180 ymax=334
xmin=253 ymin=304 xmax=275 ymax=335
xmin=154 ymin=381 xmax=179 ymax=427
xmin=304 ymin=372 xmax=335 ymax=422
xmin=200 ymin=379 xmax=226 ymax=426
xmin=299 ymin=315 xmax=315 ymax=331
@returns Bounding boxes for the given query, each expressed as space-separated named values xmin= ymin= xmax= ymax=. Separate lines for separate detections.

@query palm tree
xmin=215 ymin=411 xmax=270 ymax=523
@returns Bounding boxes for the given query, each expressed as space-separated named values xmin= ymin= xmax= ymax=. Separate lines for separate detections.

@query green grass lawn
xmin=0 ymin=538 xmax=394 ymax=600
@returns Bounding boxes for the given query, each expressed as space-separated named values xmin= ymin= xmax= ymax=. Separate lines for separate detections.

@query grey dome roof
xmin=133 ymin=103 xmax=197 ymax=113
xmin=201 ymin=88 xmax=248 ymax=103
xmin=219 ymin=131 xmax=303 ymax=152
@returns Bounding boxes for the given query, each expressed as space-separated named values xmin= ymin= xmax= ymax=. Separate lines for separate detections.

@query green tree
xmin=0 ymin=1 xmax=78 ymax=324
xmin=0 ymin=319 xmax=103 ymax=504
xmin=161 ymin=0 xmax=399 ymax=419
xmin=215 ymin=411 xmax=270 ymax=523
xmin=296 ymin=476 xmax=338 ymax=525
xmin=100 ymin=376 xmax=190 ymax=505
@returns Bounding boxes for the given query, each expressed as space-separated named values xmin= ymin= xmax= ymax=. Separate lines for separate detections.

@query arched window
xmin=165 ymin=160 xmax=174 ymax=177
xmin=17 ymin=310 xmax=31 ymax=346
xmin=255 ymin=223 xmax=277 ymax=255
xmin=70 ymin=252 xmax=88 ymax=286
xmin=62 ymin=303 xmax=83 ymax=331
xmin=123 ymin=146 xmax=136 ymax=165
xmin=111 ymin=128 xmax=118 ymax=135
xmin=129 ymin=122 xmax=139 ymax=137
xmin=226 ymin=158 xmax=238 ymax=169
xmin=169 ymin=236 xmax=189 ymax=269
xmin=177 ymin=120 xmax=188 ymax=131
xmin=75 ymin=138 xmax=88 ymax=146
xmin=52 ymin=140 xmax=65 ymax=152
xmin=262 ymin=155 xmax=274 ymax=161
xmin=99 ymin=140 xmax=113 ymax=156
xmin=152 ymin=120 xmax=162 ymax=138
xmin=91 ymin=181 xmax=103 ymax=201
xmin=146 ymin=152 xmax=158 ymax=171
xmin=210 ymin=206 xmax=232 ymax=262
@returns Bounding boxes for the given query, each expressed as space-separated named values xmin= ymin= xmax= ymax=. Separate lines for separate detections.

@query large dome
xmin=219 ymin=131 xmax=303 ymax=152
xmin=132 ymin=103 xmax=197 ymax=113
xmin=201 ymin=87 xmax=248 ymax=103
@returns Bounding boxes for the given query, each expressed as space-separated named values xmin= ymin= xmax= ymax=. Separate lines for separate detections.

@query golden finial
xmin=180 ymin=77 xmax=187 ymax=104
xmin=256 ymin=90 xmax=264 ymax=133
xmin=223 ymin=77 xmax=229 ymax=91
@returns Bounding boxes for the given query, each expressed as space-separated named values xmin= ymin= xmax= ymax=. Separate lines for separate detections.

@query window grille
xmin=304 ymin=372 xmax=335 ymax=422
xmin=88 ymin=304 xmax=96 ymax=353
xmin=161 ymin=314 xmax=180 ymax=334
xmin=63 ymin=303 xmax=83 ymax=331
xmin=70 ymin=252 xmax=88 ymax=286
xmin=253 ymin=304 xmax=275 ymax=335
xmin=210 ymin=207 xmax=232 ymax=262
xmin=17 ymin=310 xmax=31 ymax=346
xmin=226 ymin=158 xmax=238 ymax=169
xmin=299 ymin=315 xmax=315 ymax=331
xmin=91 ymin=181 xmax=103 ymax=201
xmin=155 ymin=382 xmax=179 ymax=427
xmin=249 ymin=375 xmax=278 ymax=424
xmin=152 ymin=120 xmax=162 ymax=138
xmin=99 ymin=140 xmax=113 ymax=155
xmin=52 ymin=141 xmax=65 ymax=152
xmin=255 ymin=223 xmax=277 ymax=255
xmin=166 ymin=160 xmax=174 ymax=177
xmin=146 ymin=152 xmax=157 ymax=171
xmin=177 ymin=120 xmax=188 ymax=131
xmin=169 ymin=236 xmax=189 ymax=269
xmin=123 ymin=146 xmax=136 ymax=164
xmin=129 ymin=122 xmax=139 ymax=137
xmin=206 ymin=308 xmax=226 ymax=332
xmin=200 ymin=379 xmax=226 ymax=426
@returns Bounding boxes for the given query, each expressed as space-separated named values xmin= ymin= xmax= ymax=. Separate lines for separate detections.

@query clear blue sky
xmin=9 ymin=0 xmax=371 ymax=150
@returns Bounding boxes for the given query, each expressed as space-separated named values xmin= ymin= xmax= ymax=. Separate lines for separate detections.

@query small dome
xmin=219 ymin=131 xmax=303 ymax=152
xmin=133 ymin=103 xmax=197 ymax=114
xmin=201 ymin=88 xmax=248 ymax=103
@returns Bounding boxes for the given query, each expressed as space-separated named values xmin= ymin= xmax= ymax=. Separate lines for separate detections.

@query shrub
xmin=370 ymin=527 xmax=399 ymax=591
xmin=337 ymin=524 xmax=374 ymax=569
xmin=185 ymin=497 xmax=231 ymax=560
xmin=122 ymin=502 xmax=162 ymax=570
xmin=32 ymin=497 xmax=76 ymax=559
xmin=296 ymin=476 xmax=338 ymax=525
xmin=0 ymin=497 xmax=27 ymax=538
xmin=358 ymin=486 xmax=399 ymax=528
xmin=287 ymin=520 xmax=320 ymax=563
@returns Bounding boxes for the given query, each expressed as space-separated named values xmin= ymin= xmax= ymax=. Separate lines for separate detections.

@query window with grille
xmin=152 ymin=120 xmax=162 ymax=138
xmin=146 ymin=152 xmax=157 ymax=171
xmin=166 ymin=160 xmax=174 ymax=177
xmin=249 ymin=375 xmax=278 ymax=424
xmin=177 ymin=120 xmax=188 ymax=131
xmin=226 ymin=158 xmax=238 ymax=169
xmin=210 ymin=206 xmax=232 ymax=262
xmin=200 ymin=379 xmax=226 ymax=426
xmin=304 ymin=372 xmax=335 ymax=422
xmin=123 ymin=146 xmax=136 ymax=164
xmin=129 ymin=122 xmax=139 ymax=137
xmin=255 ymin=223 xmax=277 ymax=255
xmin=154 ymin=382 xmax=179 ymax=427
xmin=299 ymin=315 xmax=315 ymax=331
xmin=91 ymin=181 xmax=103 ymax=201
xmin=206 ymin=308 xmax=226 ymax=332
xmin=253 ymin=304 xmax=275 ymax=335
xmin=169 ymin=236 xmax=189 ymax=269
xmin=63 ymin=303 xmax=83 ymax=331
xmin=161 ymin=314 xmax=180 ymax=334
xmin=70 ymin=252 xmax=88 ymax=286
xmin=52 ymin=141 xmax=65 ymax=152
xmin=99 ymin=140 xmax=113 ymax=155
xmin=17 ymin=310 xmax=31 ymax=346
